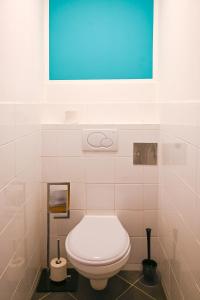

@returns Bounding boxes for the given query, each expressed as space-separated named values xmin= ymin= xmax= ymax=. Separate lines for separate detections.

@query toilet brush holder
xmin=142 ymin=228 xmax=159 ymax=286
xmin=142 ymin=259 xmax=158 ymax=286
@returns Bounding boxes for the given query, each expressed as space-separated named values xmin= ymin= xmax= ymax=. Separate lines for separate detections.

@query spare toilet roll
xmin=50 ymin=257 xmax=67 ymax=282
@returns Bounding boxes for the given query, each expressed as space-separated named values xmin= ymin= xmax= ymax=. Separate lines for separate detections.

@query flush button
xmin=82 ymin=129 xmax=118 ymax=152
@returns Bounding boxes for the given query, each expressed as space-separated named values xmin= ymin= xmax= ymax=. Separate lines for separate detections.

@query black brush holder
xmin=142 ymin=228 xmax=158 ymax=286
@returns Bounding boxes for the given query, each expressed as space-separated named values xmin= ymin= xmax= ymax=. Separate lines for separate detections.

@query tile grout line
xmin=133 ymin=285 xmax=157 ymax=300
xmin=38 ymin=292 xmax=52 ymax=300
xmin=132 ymin=274 xmax=144 ymax=285
xmin=117 ymin=273 xmax=142 ymax=286
xmin=33 ymin=272 xmax=164 ymax=300
xmin=117 ymin=274 xmax=157 ymax=300
xmin=116 ymin=280 xmax=156 ymax=300
xmin=115 ymin=285 xmax=133 ymax=300
xmin=116 ymin=274 xmax=135 ymax=286
xmin=68 ymin=292 xmax=78 ymax=300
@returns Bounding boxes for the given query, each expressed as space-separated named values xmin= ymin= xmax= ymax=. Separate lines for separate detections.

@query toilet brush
xmin=142 ymin=228 xmax=158 ymax=286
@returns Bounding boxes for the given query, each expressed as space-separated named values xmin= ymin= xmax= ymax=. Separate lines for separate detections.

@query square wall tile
xmin=172 ymin=178 xmax=197 ymax=235
xmin=42 ymin=130 xmax=82 ymax=157
xmin=15 ymin=104 xmax=40 ymax=138
xmin=173 ymin=140 xmax=197 ymax=192
xmin=12 ymin=265 xmax=30 ymax=300
xmin=177 ymin=251 xmax=200 ymax=300
xmin=42 ymin=130 xmax=59 ymax=157
xmin=86 ymin=184 xmax=114 ymax=210
xmin=0 ymin=143 xmax=15 ymax=189
xmin=0 ymin=181 xmax=19 ymax=233
xmin=70 ymin=182 xmax=86 ymax=210
xmin=0 ymin=217 xmax=16 ymax=276
xmin=0 ymin=240 xmax=26 ymax=300
xmin=118 ymin=130 xmax=159 ymax=157
xmin=143 ymin=166 xmax=159 ymax=183
xmin=42 ymin=157 xmax=84 ymax=182
xmin=197 ymin=149 xmax=200 ymax=197
xmin=115 ymin=184 xmax=143 ymax=210
xmin=143 ymin=211 xmax=158 ymax=236
xmin=128 ymin=237 xmax=145 ymax=264
xmin=117 ymin=210 xmax=143 ymax=237
xmin=170 ymin=269 xmax=184 ymax=300
xmin=50 ymin=235 xmax=67 ymax=260
xmin=128 ymin=237 xmax=159 ymax=264
xmin=86 ymin=210 xmax=115 ymax=215
xmin=0 ymin=104 xmax=15 ymax=146
xmin=84 ymin=158 xmax=115 ymax=183
xmin=195 ymin=196 xmax=200 ymax=242
xmin=115 ymin=157 xmax=143 ymax=183
xmin=15 ymin=133 xmax=40 ymax=175
xmin=56 ymin=210 xmax=85 ymax=236
xmin=143 ymin=184 xmax=158 ymax=209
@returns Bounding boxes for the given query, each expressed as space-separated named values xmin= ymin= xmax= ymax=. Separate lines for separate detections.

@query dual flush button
xmin=82 ymin=129 xmax=118 ymax=152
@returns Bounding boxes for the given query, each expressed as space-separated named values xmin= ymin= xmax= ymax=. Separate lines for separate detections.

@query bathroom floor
xmin=32 ymin=271 xmax=166 ymax=300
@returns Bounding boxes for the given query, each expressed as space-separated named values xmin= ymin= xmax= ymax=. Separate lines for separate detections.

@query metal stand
xmin=47 ymin=208 xmax=50 ymax=271
xmin=37 ymin=268 xmax=79 ymax=292
xmin=36 ymin=183 xmax=78 ymax=293
xmin=47 ymin=182 xmax=70 ymax=271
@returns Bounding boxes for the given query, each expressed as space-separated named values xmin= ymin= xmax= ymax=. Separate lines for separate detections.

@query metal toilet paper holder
xmin=36 ymin=182 xmax=79 ymax=293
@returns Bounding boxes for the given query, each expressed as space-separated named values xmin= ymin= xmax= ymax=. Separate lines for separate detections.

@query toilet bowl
xmin=65 ymin=215 xmax=131 ymax=290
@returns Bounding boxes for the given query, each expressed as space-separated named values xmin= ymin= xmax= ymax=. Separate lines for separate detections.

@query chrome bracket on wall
xmin=133 ymin=143 xmax=157 ymax=165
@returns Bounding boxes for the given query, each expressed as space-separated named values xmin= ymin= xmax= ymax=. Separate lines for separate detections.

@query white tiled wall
xmin=158 ymin=1 xmax=200 ymax=299
xmin=159 ymin=106 xmax=200 ymax=300
xmin=0 ymin=0 xmax=43 ymax=299
xmin=42 ymin=124 xmax=160 ymax=270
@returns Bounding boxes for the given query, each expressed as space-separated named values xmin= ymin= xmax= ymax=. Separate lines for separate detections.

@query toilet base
xmin=90 ymin=279 xmax=108 ymax=290
xmin=66 ymin=246 xmax=131 ymax=291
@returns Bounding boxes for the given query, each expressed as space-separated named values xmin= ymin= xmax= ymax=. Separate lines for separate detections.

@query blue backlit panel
xmin=49 ymin=0 xmax=154 ymax=80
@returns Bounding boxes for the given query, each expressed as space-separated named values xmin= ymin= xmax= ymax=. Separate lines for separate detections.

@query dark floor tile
xmin=135 ymin=279 xmax=167 ymax=300
xmin=32 ymin=292 xmax=74 ymax=300
xmin=118 ymin=271 xmax=142 ymax=285
xmin=45 ymin=292 xmax=75 ymax=300
xmin=119 ymin=286 xmax=152 ymax=300
xmin=32 ymin=292 xmax=51 ymax=300
xmin=72 ymin=274 xmax=130 ymax=300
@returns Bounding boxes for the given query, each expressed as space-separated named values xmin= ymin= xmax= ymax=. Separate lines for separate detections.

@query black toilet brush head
xmin=142 ymin=228 xmax=159 ymax=286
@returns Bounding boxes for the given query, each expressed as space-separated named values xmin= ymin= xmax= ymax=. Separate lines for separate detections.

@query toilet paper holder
xmin=47 ymin=182 xmax=70 ymax=217
xmin=47 ymin=182 xmax=70 ymax=270
xmin=36 ymin=181 xmax=78 ymax=292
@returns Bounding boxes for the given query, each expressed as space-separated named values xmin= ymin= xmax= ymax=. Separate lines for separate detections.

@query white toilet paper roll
xmin=50 ymin=257 xmax=67 ymax=282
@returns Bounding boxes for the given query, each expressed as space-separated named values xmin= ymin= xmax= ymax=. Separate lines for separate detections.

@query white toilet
xmin=65 ymin=215 xmax=131 ymax=290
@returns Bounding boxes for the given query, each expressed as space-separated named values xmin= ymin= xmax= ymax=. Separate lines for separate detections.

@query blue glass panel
xmin=49 ymin=0 xmax=154 ymax=80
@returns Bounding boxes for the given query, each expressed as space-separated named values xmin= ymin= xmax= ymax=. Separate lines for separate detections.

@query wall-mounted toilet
xmin=65 ymin=215 xmax=131 ymax=290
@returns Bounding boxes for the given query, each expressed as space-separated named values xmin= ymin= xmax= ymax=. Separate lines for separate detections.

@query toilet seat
xmin=65 ymin=215 xmax=130 ymax=266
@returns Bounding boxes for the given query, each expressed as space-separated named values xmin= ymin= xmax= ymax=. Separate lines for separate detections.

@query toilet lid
xmin=65 ymin=215 xmax=130 ymax=265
